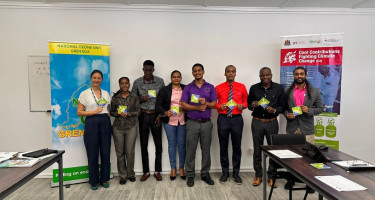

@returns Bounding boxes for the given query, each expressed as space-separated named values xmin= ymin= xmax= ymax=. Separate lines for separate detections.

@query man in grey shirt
xmin=131 ymin=60 xmax=165 ymax=181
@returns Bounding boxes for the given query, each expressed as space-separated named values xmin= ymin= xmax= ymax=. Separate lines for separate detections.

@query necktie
xmin=227 ymin=84 xmax=233 ymax=117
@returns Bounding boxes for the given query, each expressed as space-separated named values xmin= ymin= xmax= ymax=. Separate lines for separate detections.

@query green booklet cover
xmin=226 ymin=99 xmax=237 ymax=110
xmin=292 ymin=106 xmax=303 ymax=116
xmin=311 ymin=163 xmax=330 ymax=169
xmin=191 ymin=94 xmax=200 ymax=103
xmin=97 ymin=98 xmax=108 ymax=107
xmin=259 ymin=97 xmax=270 ymax=109
xmin=118 ymin=105 xmax=127 ymax=114
xmin=148 ymin=90 xmax=156 ymax=98
xmin=171 ymin=106 xmax=180 ymax=115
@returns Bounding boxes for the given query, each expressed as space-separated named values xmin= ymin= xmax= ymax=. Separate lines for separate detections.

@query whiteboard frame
xmin=28 ymin=55 xmax=51 ymax=112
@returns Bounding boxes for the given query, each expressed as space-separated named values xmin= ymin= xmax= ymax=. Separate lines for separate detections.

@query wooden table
xmin=0 ymin=150 xmax=65 ymax=200
xmin=261 ymin=145 xmax=375 ymax=200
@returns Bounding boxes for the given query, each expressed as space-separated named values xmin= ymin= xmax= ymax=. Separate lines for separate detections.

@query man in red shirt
xmin=215 ymin=65 xmax=248 ymax=184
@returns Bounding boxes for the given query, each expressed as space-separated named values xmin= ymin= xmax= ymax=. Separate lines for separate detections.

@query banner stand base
xmin=50 ymin=173 xmax=114 ymax=187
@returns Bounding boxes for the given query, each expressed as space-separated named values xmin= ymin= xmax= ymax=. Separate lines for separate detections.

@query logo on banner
xmin=282 ymin=51 xmax=297 ymax=64
xmin=292 ymin=40 xmax=307 ymax=45
xmin=323 ymin=38 xmax=340 ymax=44
xmin=284 ymin=40 xmax=291 ymax=46
xmin=309 ymin=40 xmax=321 ymax=44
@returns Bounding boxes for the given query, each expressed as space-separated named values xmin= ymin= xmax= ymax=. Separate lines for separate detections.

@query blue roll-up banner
xmin=49 ymin=42 xmax=110 ymax=185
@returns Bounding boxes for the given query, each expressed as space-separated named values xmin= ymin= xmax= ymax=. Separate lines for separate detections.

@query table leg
xmin=58 ymin=156 xmax=64 ymax=200
xmin=263 ymin=151 xmax=267 ymax=200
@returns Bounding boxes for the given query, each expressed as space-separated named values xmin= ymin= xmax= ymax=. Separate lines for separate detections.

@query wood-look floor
xmin=4 ymin=172 xmax=320 ymax=200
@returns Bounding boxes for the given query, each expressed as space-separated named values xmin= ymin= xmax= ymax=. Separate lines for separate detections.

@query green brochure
xmin=292 ymin=106 xmax=302 ymax=116
xmin=171 ymin=106 xmax=180 ymax=115
xmin=311 ymin=163 xmax=330 ymax=169
xmin=97 ymin=98 xmax=108 ymax=107
xmin=148 ymin=90 xmax=156 ymax=98
xmin=118 ymin=105 xmax=127 ymax=114
xmin=226 ymin=99 xmax=237 ymax=110
xmin=191 ymin=94 xmax=200 ymax=103
xmin=259 ymin=97 xmax=270 ymax=109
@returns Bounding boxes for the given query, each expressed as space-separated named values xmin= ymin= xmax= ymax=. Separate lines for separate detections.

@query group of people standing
xmin=77 ymin=60 xmax=323 ymax=190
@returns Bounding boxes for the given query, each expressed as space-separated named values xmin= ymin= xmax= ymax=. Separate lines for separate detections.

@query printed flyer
xmin=280 ymin=33 xmax=343 ymax=150
xmin=49 ymin=42 xmax=110 ymax=185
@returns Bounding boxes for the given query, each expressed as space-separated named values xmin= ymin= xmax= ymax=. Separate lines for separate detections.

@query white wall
xmin=1 ymin=4 xmax=375 ymax=176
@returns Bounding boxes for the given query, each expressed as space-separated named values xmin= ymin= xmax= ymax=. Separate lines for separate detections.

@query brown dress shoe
xmin=140 ymin=173 xmax=150 ymax=181
xmin=170 ymin=169 xmax=177 ymax=180
xmin=267 ymin=178 xmax=277 ymax=188
xmin=154 ymin=172 xmax=162 ymax=181
xmin=253 ymin=177 xmax=262 ymax=186
xmin=179 ymin=168 xmax=186 ymax=180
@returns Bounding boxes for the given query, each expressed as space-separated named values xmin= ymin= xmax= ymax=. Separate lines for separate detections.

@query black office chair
xmin=268 ymin=134 xmax=310 ymax=200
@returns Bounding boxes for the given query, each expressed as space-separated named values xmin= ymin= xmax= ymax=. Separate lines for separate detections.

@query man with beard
xmin=247 ymin=67 xmax=286 ymax=188
xmin=284 ymin=66 xmax=323 ymax=189
xmin=285 ymin=66 xmax=324 ymax=143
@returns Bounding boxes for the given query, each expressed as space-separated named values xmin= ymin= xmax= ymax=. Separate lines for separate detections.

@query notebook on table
xmin=22 ymin=149 xmax=58 ymax=158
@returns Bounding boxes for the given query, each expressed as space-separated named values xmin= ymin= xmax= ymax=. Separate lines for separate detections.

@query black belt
xmin=219 ymin=114 xmax=241 ymax=118
xmin=188 ymin=118 xmax=210 ymax=123
xmin=253 ymin=117 xmax=277 ymax=122
xmin=141 ymin=109 xmax=157 ymax=114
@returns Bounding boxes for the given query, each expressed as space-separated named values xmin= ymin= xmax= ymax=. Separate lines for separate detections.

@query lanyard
xmin=90 ymin=87 xmax=102 ymax=106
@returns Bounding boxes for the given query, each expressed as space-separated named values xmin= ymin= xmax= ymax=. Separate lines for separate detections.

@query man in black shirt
xmin=247 ymin=67 xmax=286 ymax=188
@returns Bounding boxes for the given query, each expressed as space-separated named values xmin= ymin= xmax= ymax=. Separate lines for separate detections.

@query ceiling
xmin=2 ymin=0 xmax=375 ymax=9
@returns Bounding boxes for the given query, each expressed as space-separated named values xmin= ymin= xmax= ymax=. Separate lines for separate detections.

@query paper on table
xmin=315 ymin=175 xmax=367 ymax=192
xmin=0 ymin=152 xmax=18 ymax=163
xmin=268 ymin=150 xmax=302 ymax=158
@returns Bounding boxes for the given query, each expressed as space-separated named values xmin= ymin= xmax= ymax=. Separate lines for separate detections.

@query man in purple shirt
xmin=181 ymin=63 xmax=217 ymax=187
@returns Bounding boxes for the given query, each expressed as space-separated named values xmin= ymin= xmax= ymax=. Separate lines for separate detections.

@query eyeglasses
xmin=346 ymin=160 xmax=368 ymax=167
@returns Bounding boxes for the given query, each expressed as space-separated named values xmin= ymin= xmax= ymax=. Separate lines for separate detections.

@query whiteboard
xmin=28 ymin=55 xmax=51 ymax=111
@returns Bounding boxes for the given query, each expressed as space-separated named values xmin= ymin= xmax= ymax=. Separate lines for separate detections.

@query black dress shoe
xmin=219 ymin=174 xmax=229 ymax=183
xmin=201 ymin=175 xmax=214 ymax=185
xmin=284 ymin=180 xmax=295 ymax=190
xmin=120 ymin=179 xmax=127 ymax=185
xmin=127 ymin=176 xmax=136 ymax=182
xmin=233 ymin=174 xmax=242 ymax=185
xmin=187 ymin=177 xmax=194 ymax=187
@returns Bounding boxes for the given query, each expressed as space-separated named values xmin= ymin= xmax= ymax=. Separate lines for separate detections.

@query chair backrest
xmin=270 ymin=134 xmax=306 ymax=146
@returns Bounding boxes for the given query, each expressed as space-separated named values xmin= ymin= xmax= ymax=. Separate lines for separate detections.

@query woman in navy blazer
xmin=156 ymin=70 xmax=186 ymax=180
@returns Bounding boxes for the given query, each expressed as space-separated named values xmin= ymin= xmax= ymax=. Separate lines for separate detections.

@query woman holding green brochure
xmin=77 ymin=70 xmax=111 ymax=190
xmin=110 ymin=77 xmax=140 ymax=185
xmin=156 ymin=70 xmax=186 ymax=180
